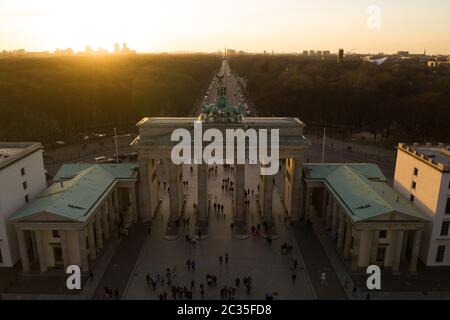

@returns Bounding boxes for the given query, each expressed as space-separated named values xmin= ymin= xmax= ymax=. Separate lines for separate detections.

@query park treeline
xmin=229 ymin=55 xmax=450 ymax=144
xmin=0 ymin=54 xmax=220 ymax=145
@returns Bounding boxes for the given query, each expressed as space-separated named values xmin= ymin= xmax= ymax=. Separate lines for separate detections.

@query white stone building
xmin=303 ymin=163 xmax=429 ymax=273
xmin=0 ymin=142 xmax=47 ymax=267
xmin=9 ymin=163 xmax=138 ymax=273
xmin=394 ymin=143 xmax=450 ymax=266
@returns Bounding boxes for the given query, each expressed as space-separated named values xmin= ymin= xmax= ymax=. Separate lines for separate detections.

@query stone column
xmin=35 ymin=230 xmax=48 ymax=272
xmin=344 ymin=219 xmax=353 ymax=259
xmin=337 ymin=210 xmax=346 ymax=249
xmin=108 ymin=197 xmax=115 ymax=228
xmin=16 ymin=228 xmax=30 ymax=273
xmin=331 ymin=201 xmax=338 ymax=239
xmin=326 ymin=197 xmax=333 ymax=229
xmin=351 ymin=230 xmax=361 ymax=271
xmin=168 ymin=162 xmax=183 ymax=223
xmin=138 ymin=158 xmax=151 ymax=221
xmin=259 ymin=168 xmax=274 ymax=223
xmin=60 ymin=230 xmax=69 ymax=269
xmin=197 ymin=163 xmax=208 ymax=222
xmin=370 ymin=231 xmax=379 ymax=264
xmin=234 ymin=164 xmax=246 ymax=223
xmin=321 ymin=190 xmax=328 ymax=224
xmin=409 ymin=229 xmax=422 ymax=273
xmin=95 ymin=213 xmax=103 ymax=249
xmin=102 ymin=204 xmax=110 ymax=239
xmin=392 ymin=230 xmax=404 ymax=273
xmin=113 ymin=188 xmax=120 ymax=219
xmin=87 ymin=223 xmax=96 ymax=260
xmin=78 ymin=230 xmax=89 ymax=272
xmin=289 ymin=159 xmax=303 ymax=221
xmin=107 ymin=199 xmax=115 ymax=232
xmin=130 ymin=184 xmax=138 ymax=222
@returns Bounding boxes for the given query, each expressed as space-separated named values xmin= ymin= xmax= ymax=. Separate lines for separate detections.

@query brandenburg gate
xmin=132 ymin=79 xmax=309 ymax=239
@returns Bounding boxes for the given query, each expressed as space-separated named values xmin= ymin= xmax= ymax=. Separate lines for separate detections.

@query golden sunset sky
xmin=0 ymin=0 xmax=449 ymax=54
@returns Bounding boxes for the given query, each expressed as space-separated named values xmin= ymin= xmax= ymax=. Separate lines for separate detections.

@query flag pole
xmin=114 ymin=127 xmax=119 ymax=165
xmin=321 ymin=128 xmax=326 ymax=163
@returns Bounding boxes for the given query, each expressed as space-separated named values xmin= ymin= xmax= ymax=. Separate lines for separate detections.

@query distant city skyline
xmin=0 ymin=0 xmax=449 ymax=55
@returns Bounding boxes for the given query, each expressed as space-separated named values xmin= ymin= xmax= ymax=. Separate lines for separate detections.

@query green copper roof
xmin=10 ymin=163 xmax=138 ymax=223
xmin=54 ymin=163 xmax=138 ymax=181
xmin=304 ymin=163 xmax=428 ymax=222
xmin=304 ymin=163 xmax=386 ymax=181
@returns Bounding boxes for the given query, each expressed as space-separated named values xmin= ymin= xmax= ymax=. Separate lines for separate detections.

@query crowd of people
xmin=144 ymin=254 xmax=267 ymax=300
xmin=140 ymin=162 xmax=301 ymax=300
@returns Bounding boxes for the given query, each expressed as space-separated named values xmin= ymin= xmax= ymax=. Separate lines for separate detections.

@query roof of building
xmin=304 ymin=163 xmax=428 ymax=223
xmin=0 ymin=142 xmax=42 ymax=170
xmin=398 ymin=143 xmax=450 ymax=172
xmin=10 ymin=163 xmax=138 ymax=223
xmin=54 ymin=163 xmax=139 ymax=181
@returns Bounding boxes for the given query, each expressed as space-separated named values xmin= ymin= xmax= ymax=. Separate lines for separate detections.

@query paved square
xmin=124 ymin=162 xmax=314 ymax=300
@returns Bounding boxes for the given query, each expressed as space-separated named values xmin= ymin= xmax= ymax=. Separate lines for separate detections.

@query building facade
xmin=303 ymin=163 xmax=429 ymax=273
xmin=394 ymin=143 xmax=450 ymax=266
xmin=9 ymin=163 xmax=138 ymax=273
xmin=0 ymin=142 xmax=47 ymax=267
xmin=132 ymin=117 xmax=310 ymax=239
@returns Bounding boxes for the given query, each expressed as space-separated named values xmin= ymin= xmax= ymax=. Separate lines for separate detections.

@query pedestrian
xmin=235 ymin=277 xmax=240 ymax=288
xmin=291 ymin=273 xmax=297 ymax=283
xmin=352 ymin=287 xmax=357 ymax=296
xmin=219 ymin=256 xmax=223 ymax=264
xmin=186 ymin=259 xmax=191 ymax=271
xmin=225 ymin=253 xmax=229 ymax=264
xmin=191 ymin=260 xmax=196 ymax=271
xmin=146 ymin=274 xmax=150 ymax=285
xmin=191 ymin=280 xmax=195 ymax=291
xmin=89 ymin=271 xmax=94 ymax=281
xmin=104 ymin=287 xmax=111 ymax=298
xmin=114 ymin=287 xmax=119 ymax=299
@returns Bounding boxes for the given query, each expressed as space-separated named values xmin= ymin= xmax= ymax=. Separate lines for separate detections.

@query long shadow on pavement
xmin=291 ymin=221 xmax=347 ymax=300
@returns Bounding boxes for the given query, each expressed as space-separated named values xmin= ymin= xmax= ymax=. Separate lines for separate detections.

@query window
xmin=413 ymin=168 xmax=419 ymax=176
xmin=379 ymin=230 xmax=387 ymax=239
xmin=22 ymin=181 xmax=28 ymax=190
xmin=436 ymin=245 xmax=446 ymax=263
xmin=446 ymin=198 xmax=450 ymax=214
xmin=24 ymin=194 xmax=29 ymax=203
xmin=52 ymin=230 xmax=60 ymax=238
xmin=376 ymin=247 xmax=386 ymax=262
xmin=20 ymin=167 xmax=26 ymax=176
xmin=411 ymin=181 xmax=416 ymax=189
xmin=441 ymin=221 xmax=450 ymax=236
xmin=410 ymin=194 xmax=415 ymax=202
